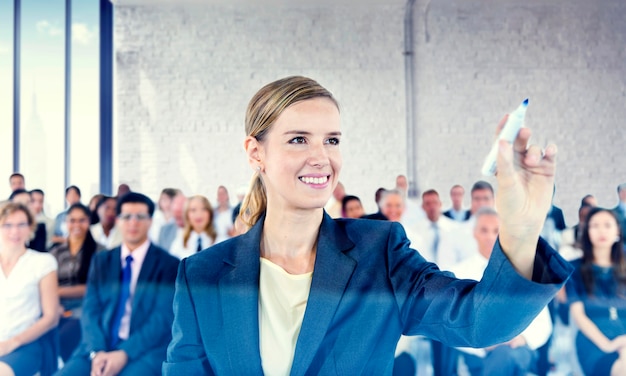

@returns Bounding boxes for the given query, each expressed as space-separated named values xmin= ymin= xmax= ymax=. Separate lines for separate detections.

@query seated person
xmin=566 ymin=208 xmax=626 ymax=376
xmin=49 ymin=203 xmax=105 ymax=361
xmin=169 ymin=195 xmax=220 ymax=259
xmin=0 ymin=202 xmax=59 ymax=376
xmin=58 ymin=192 xmax=179 ymax=376
xmin=450 ymin=208 xmax=552 ymax=376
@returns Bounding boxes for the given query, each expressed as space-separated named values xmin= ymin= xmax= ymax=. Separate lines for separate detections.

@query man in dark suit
xmin=442 ymin=184 xmax=470 ymax=221
xmin=58 ymin=192 xmax=179 ymax=376
xmin=361 ymin=187 xmax=388 ymax=220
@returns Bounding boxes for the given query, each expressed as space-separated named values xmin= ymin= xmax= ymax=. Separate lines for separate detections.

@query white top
xmin=0 ymin=249 xmax=57 ymax=341
xmin=117 ymin=239 xmax=151 ymax=341
xmin=259 ymin=258 xmax=312 ymax=376
xmin=400 ymin=197 xmax=426 ymax=228
xmin=148 ymin=209 xmax=167 ymax=243
xmin=435 ymin=219 xmax=478 ymax=271
xmin=213 ymin=208 xmax=233 ymax=243
xmin=169 ymin=230 xmax=220 ymax=260
xmin=90 ymin=223 xmax=123 ymax=249
xmin=449 ymin=253 xmax=552 ymax=354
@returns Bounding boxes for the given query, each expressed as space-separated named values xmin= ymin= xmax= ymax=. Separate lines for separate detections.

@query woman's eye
xmin=326 ymin=137 xmax=340 ymax=145
xmin=289 ymin=136 xmax=306 ymax=144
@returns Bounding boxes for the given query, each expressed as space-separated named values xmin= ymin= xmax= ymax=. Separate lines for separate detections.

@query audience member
xmin=324 ymin=181 xmax=345 ymax=218
xmin=8 ymin=173 xmax=25 ymax=193
xmin=581 ymin=194 xmax=597 ymax=207
xmin=362 ymin=187 xmax=387 ymax=220
xmin=0 ymin=202 xmax=59 ymax=376
xmin=612 ymin=183 xmax=626 ymax=247
xmin=116 ymin=184 xmax=131 ymax=197
xmin=341 ymin=195 xmax=365 ymax=219
xmin=158 ymin=192 xmax=186 ymax=251
xmin=566 ymin=207 xmax=626 ymax=375
xmin=52 ymin=186 xmax=82 ymax=244
xmin=90 ymin=196 xmax=123 ymax=249
xmin=58 ymin=192 xmax=179 ymax=376
xmin=149 ymin=188 xmax=179 ymax=243
xmin=213 ymin=186 xmax=233 ymax=242
xmin=49 ymin=203 xmax=105 ymax=361
xmin=410 ymin=189 xmax=463 ymax=268
xmin=30 ymin=189 xmax=55 ymax=249
xmin=452 ymin=208 xmax=552 ymax=376
xmin=88 ymin=193 xmax=105 ymax=225
xmin=396 ymin=174 xmax=425 ymax=227
xmin=443 ymin=184 xmax=470 ymax=221
xmin=559 ymin=203 xmax=593 ymax=261
xmin=9 ymin=189 xmax=47 ymax=252
xmin=169 ymin=195 xmax=220 ymax=259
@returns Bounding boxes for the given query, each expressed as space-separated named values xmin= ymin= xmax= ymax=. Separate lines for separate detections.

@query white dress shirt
xmin=90 ymin=223 xmax=123 ymax=249
xmin=117 ymin=239 xmax=151 ymax=341
xmin=449 ymin=253 xmax=552 ymax=355
xmin=169 ymin=230 xmax=217 ymax=260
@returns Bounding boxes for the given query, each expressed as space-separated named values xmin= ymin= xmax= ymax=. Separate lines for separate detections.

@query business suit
xmin=158 ymin=222 xmax=179 ymax=251
xmin=546 ymin=205 xmax=566 ymax=231
xmin=58 ymin=244 xmax=179 ymax=375
xmin=443 ymin=208 xmax=471 ymax=221
xmin=163 ymin=213 xmax=572 ymax=375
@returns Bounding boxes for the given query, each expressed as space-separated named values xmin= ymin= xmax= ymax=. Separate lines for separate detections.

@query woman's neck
xmin=68 ymin=236 xmax=86 ymax=255
xmin=0 ymin=246 xmax=26 ymax=264
xmin=261 ymin=208 xmax=323 ymax=274
xmin=593 ymin=246 xmax=613 ymax=267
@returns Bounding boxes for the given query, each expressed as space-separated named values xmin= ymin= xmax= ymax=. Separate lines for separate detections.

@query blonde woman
xmin=0 ymin=202 xmax=59 ymax=376
xmin=163 ymin=76 xmax=572 ymax=375
xmin=169 ymin=195 xmax=219 ymax=259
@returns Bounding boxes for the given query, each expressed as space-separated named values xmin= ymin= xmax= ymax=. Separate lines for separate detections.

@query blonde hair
xmin=182 ymin=195 xmax=217 ymax=247
xmin=238 ymin=76 xmax=339 ymax=230
xmin=0 ymin=201 xmax=36 ymax=234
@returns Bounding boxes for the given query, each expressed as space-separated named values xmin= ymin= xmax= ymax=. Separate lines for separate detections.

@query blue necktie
xmin=196 ymin=236 xmax=203 ymax=253
xmin=110 ymin=255 xmax=133 ymax=349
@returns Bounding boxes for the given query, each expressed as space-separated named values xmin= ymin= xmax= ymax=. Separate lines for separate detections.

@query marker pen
xmin=481 ymin=98 xmax=529 ymax=176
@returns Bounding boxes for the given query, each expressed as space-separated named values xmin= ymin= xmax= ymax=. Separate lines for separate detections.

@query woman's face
xmin=187 ymin=198 xmax=210 ymax=231
xmin=252 ymin=98 xmax=342 ymax=212
xmin=344 ymin=200 xmax=365 ymax=219
xmin=0 ymin=211 xmax=31 ymax=249
xmin=587 ymin=211 xmax=620 ymax=249
xmin=98 ymin=199 xmax=118 ymax=226
xmin=67 ymin=209 xmax=90 ymax=240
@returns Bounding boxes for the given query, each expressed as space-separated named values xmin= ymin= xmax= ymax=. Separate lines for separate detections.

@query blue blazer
xmin=76 ymin=243 xmax=180 ymax=363
xmin=163 ymin=213 xmax=572 ymax=375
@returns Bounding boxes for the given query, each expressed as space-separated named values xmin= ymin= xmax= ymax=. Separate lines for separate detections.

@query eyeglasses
xmin=0 ymin=222 xmax=30 ymax=230
xmin=118 ymin=213 xmax=151 ymax=221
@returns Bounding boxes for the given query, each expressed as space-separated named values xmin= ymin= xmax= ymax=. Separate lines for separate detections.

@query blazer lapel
xmin=104 ymin=248 xmax=122 ymax=332
xmin=219 ymin=220 xmax=264 ymax=375
xmin=290 ymin=213 xmax=356 ymax=376
xmin=129 ymin=244 xmax=159 ymax=330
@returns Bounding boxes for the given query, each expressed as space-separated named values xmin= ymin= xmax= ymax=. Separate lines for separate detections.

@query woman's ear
xmin=244 ymin=136 xmax=263 ymax=170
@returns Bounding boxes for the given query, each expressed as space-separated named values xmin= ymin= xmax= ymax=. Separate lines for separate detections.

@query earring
xmin=256 ymin=166 xmax=262 ymax=173
xmin=616 ymin=236 xmax=621 ymax=243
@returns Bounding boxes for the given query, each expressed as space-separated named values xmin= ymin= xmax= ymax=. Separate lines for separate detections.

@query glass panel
xmin=70 ymin=0 xmax=100 ymax=202
xmin=0 ymin=0 xmax=15 ymax=200
xmin=20 ymin=0 xmax=66 ymax=217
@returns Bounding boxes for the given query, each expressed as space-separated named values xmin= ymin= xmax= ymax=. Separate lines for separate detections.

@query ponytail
xmin=239 ymin=172 xmax=267 ymax=231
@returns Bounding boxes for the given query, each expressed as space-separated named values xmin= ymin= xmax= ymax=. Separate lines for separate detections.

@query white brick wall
xmin=114 ymin=0 xmax=626 ymax=224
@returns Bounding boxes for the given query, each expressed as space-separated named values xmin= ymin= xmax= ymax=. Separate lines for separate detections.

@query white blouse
xmin=0 ymin=249 xmax=57 ymax=341
xmin=169 ymin=230 xmax=218 ymax=260
xmin=259 ymin=258 xmax=312 ymax=376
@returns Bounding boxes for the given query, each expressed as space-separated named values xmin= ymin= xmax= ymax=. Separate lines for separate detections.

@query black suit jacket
xmin=547 ymin=205 xmax=566 ymax=231
xmin=442 ymin=209 xmax=470 ymax=221
xmin=77 ymin=243 xmax=179 ymax=364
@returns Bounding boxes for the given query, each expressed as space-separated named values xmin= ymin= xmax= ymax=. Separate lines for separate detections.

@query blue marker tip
xmin=522 ymin=98 xmax=529 ymax=106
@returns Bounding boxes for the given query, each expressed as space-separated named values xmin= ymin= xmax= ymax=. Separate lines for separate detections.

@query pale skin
xmin=245 ymin=99 xmax=557 ymax=280
xmin=90 ymin=203 xmax=152 ymax=376
xmin=569 ymin=211 xmax=626 ymax=375
xmin=0 ymin=211 xmax=59 ymax=376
